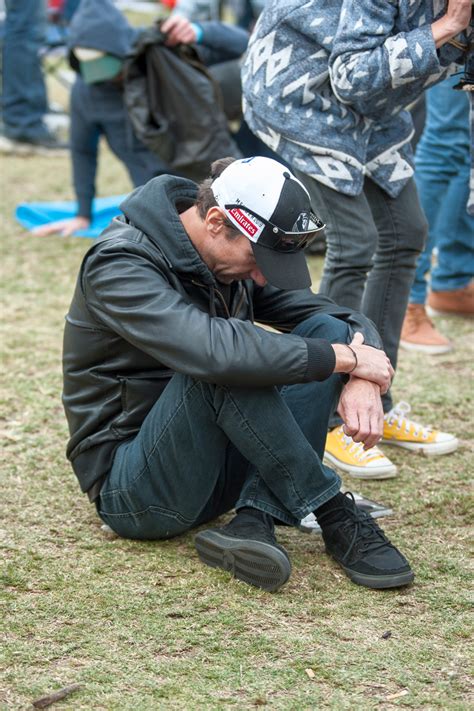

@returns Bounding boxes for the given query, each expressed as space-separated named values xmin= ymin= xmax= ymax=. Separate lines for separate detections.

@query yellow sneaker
xmin=324 ymin=426 xmax=397 ymax=479
xmin=382 ymin=401 xmax=458 ymax=455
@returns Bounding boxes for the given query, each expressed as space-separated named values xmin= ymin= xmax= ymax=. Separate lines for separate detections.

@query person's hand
xmin=431 ymin=0 xmax=472 ymax=47
xmin=332 ymin=332 xmax=394 ymax=394
xmin=161 ymin=15 xmax=198 ymax=46
xmin=337 ymin=376 xmax=384 ymax=449
xmin=32 ymin=216 xmax=90 ymax=237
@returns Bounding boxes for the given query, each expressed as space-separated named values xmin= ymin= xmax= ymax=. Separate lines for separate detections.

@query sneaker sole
xmin=339 ymin=564 xmax=415 ymax=589
xmin=323 ymin=452 xmax=398 ymax=479
xmin=399 ymin=339 xmax=453 ymax=355
xmin=381 ymin=437 xmax=459 ymax=456
xmin=194 ymin=530 xmax=291 ymax=592
xmin=426 ymin=305 xmax=474 ymax=319
xmin=0 ymin=136 xmax=68 ymax=156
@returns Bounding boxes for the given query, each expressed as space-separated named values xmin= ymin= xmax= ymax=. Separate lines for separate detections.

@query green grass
xmin=1 ymin=121 xmax=473 ymax=709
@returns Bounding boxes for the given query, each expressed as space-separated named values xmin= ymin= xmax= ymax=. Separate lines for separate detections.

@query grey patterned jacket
xmin=242 ymin=0 xmax=467 ymax=197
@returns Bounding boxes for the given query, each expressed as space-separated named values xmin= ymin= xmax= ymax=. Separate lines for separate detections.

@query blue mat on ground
xmin=15 ymin=195 xmax=128 ymax=238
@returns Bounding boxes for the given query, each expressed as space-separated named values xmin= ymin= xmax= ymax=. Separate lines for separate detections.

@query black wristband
xmin=346 ymin=345 xmax=358 ymax=373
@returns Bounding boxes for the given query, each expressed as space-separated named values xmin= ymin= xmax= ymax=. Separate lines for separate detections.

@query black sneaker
xmin=194 ymin=511 xmax=291 ymax=592
xmin=317 ymin=493 xmax=414 ymax=589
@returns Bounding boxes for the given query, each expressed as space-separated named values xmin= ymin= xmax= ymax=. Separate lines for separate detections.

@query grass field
xmin=1 ymin=120 xmax=473 ymax=707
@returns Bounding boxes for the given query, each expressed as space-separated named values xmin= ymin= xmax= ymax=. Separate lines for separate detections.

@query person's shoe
xmin=194 ymin=511 xmax=291 ymax=592
xmin=318 ymin=492 xmax=414 ymax=589
xmin=0 ymin=131 xmax=68 ymax=155
xmin=382 ymin=401 xmax=458 ymax=455
xmin=427 ymin=282 xmax=474 ymax=317
xmin=324 ymin=426 xmax=397 ymax=479
xmin=400 ymin=304 xmax=452 ymax=354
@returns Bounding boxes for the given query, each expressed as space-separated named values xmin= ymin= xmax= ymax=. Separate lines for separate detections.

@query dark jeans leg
xmin=236 ymin=314 xmax=347 ymax=518
xmin=2 ymin=0 xmax=49 ymax=139
xmin=295 ymin=171 xmax=426 ymax=413
xmin=98 ymin=314 xmax=347 ymax=539
xmin=362 ymin=178 xmax=427 ymax=375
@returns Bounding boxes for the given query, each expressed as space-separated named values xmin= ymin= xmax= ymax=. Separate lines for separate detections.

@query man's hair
xmin=195 ymin=157 xmax=237 ymax=234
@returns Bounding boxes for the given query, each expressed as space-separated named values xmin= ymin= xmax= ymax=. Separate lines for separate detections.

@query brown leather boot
xmin=400 ymin=304 xmax=452 ymax=354
xmin=427 ymin=282 xmax=474 ymax=317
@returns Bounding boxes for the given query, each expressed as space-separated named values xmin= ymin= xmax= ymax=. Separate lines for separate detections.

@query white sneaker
xmin=382 ymin=401 xmax=459 ymax=455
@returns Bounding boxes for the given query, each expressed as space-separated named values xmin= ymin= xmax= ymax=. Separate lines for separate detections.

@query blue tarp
xmin=15 ymin=195 xmax=128 ymax=238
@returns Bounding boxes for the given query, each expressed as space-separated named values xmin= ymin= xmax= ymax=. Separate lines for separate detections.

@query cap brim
xmin=251 ymin=242 xmax=312 ymax=290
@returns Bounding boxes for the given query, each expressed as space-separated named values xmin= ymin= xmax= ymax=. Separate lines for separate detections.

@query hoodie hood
xmin=68 ymin=0 xmax=138 ymax=58
xmin=120 ymin=175 xmax=216 ymax=285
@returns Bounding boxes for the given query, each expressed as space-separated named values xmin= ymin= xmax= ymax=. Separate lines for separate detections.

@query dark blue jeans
xmin=2 ymin=0 xmax=49 ymax=140
xmin=411 ymin=76 xmax=474 ymax=303
xmin=98 ymin=314 xmax=346 ymax=540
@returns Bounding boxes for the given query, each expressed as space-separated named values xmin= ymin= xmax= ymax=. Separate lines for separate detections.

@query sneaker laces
xmin=317 ymin=492 xmax=391 ymax=563
xmin=385 ymin=401 xmax=432 ymax=440
xmin=338 ymin=429 xmax=384 ymax=462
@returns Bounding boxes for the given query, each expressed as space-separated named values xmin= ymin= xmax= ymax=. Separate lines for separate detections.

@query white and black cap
xmin=211 ymin=156 xmax=325 ymax=290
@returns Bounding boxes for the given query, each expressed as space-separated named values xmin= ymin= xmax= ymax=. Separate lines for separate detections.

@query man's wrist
xmin=431 ymin=17 xmax=464 ymax=48
xmin=347 ymin=374 xmax=381 ymax=392
xmin=332 ymin=343 xmax=357 ymax=373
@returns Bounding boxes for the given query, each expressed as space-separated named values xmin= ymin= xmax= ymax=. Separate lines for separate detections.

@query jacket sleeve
xmin=196 ymin=21 xmax=249 ymax=63
xmin=253 ymin=283 xmax=383 ymax=350
xmin=328 ymin=1 xmax=442 ymax=110
xmin=70 ymin=81 xmax=100 ymax=220
xmin=81 ymin=243 xmax=336 ymax=386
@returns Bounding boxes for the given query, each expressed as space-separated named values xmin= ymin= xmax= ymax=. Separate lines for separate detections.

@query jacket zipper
xmin=214 ymin=288 xmax=231 ymax=318
xmin=232 ymin=286 xmax=246 ymax=318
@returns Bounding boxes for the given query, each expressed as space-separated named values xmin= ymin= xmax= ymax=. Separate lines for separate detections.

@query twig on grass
xmin=32 ymin=683 xmax=82 ymax=708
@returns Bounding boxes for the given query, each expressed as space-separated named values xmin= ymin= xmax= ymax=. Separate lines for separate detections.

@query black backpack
xmin=123 ymin=25 xmax=241 ymax=182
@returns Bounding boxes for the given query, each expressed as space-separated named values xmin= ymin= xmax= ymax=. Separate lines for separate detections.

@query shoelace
xmin=385 ymin=401 xmax=431 ymax=440
xmin=318 ymin=493 xmax=391 ymax=563
xmin=338 ymin=429 xmax=384 ymax=462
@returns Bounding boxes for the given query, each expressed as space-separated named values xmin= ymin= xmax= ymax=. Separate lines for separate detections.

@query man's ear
xmin=205 ymin=207 xmax=228 ymax=238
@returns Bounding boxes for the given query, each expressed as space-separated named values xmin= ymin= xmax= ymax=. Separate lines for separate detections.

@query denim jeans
xmin=410 ymin=75 xmax=474 ymax=303
xmin=2 ymin=0 xmax=49 ymax=140
xmin=295 ymin=173 xmax=427 ymax=414
xmin=98 ymin=314 xmax=345 ymax=539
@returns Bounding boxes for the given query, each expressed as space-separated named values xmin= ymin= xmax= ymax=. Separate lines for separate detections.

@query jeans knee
xmin=293 ymin=313 xmax=350 ymax=343
xmin=413 ymin=217 xmax=428 ymax=255
xmin=397 ymin=212 xmax=428 ymax=257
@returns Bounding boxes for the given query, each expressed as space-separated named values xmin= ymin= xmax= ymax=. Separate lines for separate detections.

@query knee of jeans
xmin=400 ymin=214 xmax=429 ymax=256
xmin=293 ymin=313 xmax=350 ymax=343
xmin=325 ymin=230 xmax=377 ymax=268
xmin=415 ymin=218 xmax=429 ymax=254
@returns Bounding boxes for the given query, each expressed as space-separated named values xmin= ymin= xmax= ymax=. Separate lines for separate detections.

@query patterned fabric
xmin=242 ymin=0 xmax=467 ymax=197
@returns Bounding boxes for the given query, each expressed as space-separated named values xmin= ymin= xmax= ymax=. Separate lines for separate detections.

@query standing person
xmin=1 ymin=0 xmax=64 ymax=150
xmin=33 ymin=0 xmax=250 ymax=237
xmin=401 ymin=74 xmax=474 ymax=354
xmin=63 ymin=156 xmax=414 ymax=592
xmin=33 ymin=0 xmax=168 ymax=237
xmin=242 ymin=0 xmax=470 ymax=479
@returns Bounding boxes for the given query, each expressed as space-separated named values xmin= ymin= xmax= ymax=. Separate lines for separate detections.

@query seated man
xmin=63 ymin=156 xmax=414 ymax=592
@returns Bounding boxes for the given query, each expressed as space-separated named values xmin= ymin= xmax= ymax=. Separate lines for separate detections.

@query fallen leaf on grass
xmin=305 ymin=668 xmax=316 ymax=679
xmin=384 ymin=689 xmax=409 ymax=701
xmin=32 ymin=683 xmax=82 ymax=708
